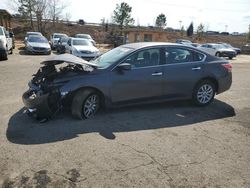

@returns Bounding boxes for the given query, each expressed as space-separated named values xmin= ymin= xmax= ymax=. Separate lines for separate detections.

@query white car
xmin=198 ymin=43 xmax=236 ymax=59
xmin=0 ymin=26 xmax=13 ymax=60
xmin=65 ymin=38 xmax=101 ymax=61
xmin=75 ymin=34 xmax=96 ymax=46
xmin=50 ymin=33 xmax=68 ymax=50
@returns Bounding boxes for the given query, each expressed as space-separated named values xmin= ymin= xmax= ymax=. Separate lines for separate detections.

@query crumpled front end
xmin=22 ymin=86 xmax=61 ymax=119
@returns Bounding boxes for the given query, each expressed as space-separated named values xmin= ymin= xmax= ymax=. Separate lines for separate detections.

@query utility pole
xmin=179 ymin=20 xmax=182 ymax=30
xmin=225 ymin=25 xmax=228 ymax=32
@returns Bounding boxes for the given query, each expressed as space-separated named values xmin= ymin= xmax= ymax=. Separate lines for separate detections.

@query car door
xmin=110 ymin=48 xmax=164 ymax=103
xmin=162 ymin=47 xmax=206 ymax=99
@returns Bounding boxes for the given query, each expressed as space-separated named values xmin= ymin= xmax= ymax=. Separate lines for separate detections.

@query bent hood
xmin=41 ymin=54 xmax=99 ymax=68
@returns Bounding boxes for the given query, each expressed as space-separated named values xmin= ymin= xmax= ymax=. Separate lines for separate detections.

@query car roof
xmin=76 ymin=34 xmax=90 ymax=36
xmin=26 ymin=32 xmax=42 ymax=35
xmin=53 ymin=33 xmax=67 ymax=35
xmin=71 ymin=37 xmax=89 ymax=41
xmin=120 ymin=42 xmax=196 ymax=50
xmin=28 ymin=35 xmax=45 ymax=38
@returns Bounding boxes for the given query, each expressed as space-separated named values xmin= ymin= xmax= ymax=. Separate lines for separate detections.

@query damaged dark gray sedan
xmin=22 ymin=42 xmax=232 ymax=120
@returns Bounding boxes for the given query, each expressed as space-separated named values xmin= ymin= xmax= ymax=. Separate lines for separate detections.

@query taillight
xmin=222 ymin=63 xmax=232 ymax=72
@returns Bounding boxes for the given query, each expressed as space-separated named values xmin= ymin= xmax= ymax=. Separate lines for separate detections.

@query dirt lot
xmin=0 ymin=50 xmax=250 ymax=188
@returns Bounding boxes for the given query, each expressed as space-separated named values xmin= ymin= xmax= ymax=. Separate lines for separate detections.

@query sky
xmin=1 ymin=0 xmax=250 ymax=33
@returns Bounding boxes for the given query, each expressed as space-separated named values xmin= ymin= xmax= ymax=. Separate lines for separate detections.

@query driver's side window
xmin=124 ymin=49 xmax=160 ymax=68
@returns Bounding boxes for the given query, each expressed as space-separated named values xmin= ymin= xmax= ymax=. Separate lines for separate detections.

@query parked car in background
xmin=65 ymin=38 xmax=100 ymax=61
xmin=24 ymin=32 xmax=43 ymax=43
xmin=22 ymin=42 xmax=232 ymax=120
xmin=25 ymin=35 xmax=51 ymax=55
xmin=50 ymin=33 xmax=68 ymax=50
xmin=75 ymin=34 xmax=96 ymax=46
xmin=176 ymin=39 xmax=192 ymax=46
xmin=217 ymin=42 xmax=241 ymax=54
xmin=56 ymin=36 xmax=69 ymax=54
xmin=0 ymin=26 xmax=13 ymax=60
xmin=198 ymin=43 xmax=236 ymax=59
xmin=9 ymin=30 xmax=15 ymax=49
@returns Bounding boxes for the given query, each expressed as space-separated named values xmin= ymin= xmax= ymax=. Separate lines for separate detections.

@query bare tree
xmin=48 ymin=0 xmax=68 ymax=26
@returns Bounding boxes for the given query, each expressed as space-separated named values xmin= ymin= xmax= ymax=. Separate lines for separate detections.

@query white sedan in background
xmin=198 ymin=43 xmax=236 ymax=59
xmin=65 ymin=38 xmax=101 ymax=61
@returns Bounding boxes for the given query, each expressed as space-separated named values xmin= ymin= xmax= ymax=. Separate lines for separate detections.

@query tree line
xmin=12 ymin=0 xmax=208 ymax=38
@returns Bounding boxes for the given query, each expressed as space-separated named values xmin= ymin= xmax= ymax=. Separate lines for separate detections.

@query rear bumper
xmin=217 ymin=73 xmax=232 ymax=94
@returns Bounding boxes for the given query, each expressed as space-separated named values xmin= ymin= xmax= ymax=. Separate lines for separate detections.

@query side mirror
xmin=117 ymin=63 xmax=132 ymax=71
xmin=9 ymin=32 xmax=14 ymax=38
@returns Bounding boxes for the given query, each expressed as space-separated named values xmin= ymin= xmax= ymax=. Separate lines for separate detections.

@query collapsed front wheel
xmin=192 ymin=80 xmax=215 ymax=106
xmin=71 ymin=89 xmax=101 ymax=119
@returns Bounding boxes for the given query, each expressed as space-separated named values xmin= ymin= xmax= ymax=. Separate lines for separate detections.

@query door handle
xmin=152 ymin=72 xmax=163 ymax=76
xmin=192 ymin=67 xmax=201 ymax=70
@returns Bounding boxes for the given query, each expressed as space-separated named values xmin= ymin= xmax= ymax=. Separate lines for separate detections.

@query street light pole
xmin=179 ymin=20 xmax=182 ymax=30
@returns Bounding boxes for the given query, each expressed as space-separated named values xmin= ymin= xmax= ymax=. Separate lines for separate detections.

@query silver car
xmin=75 ymin=34 xmax=96 ymax=46
xmin=65 ymin=38 xmax=100 ymax=61
xmin=25 ymin=35 xmax=51 ymax=55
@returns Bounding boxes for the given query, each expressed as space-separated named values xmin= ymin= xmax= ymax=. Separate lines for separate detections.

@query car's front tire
xmin=192 ymin=80 xmax=216 ymax=106
xmin=71 ymin=89 xmax=101 ymax=119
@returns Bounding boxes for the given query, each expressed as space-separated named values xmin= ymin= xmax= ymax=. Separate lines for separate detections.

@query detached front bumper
xmin=22 ymin=89 xmax=60 ymax=119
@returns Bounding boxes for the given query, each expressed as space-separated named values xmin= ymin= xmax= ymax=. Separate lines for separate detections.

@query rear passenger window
xmin=193 ymin=51 xmax=205 ymax=61
xmin=165 ymin=48 xmax=204 ymax=64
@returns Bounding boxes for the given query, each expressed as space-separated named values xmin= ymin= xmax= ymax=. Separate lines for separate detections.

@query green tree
xmin=112 ymin=2 xmax=134 ymax=29
xmin=155 ymin=13 xmax=166 ymax=28
xmin=197 ymin=23 xmax=205 ymax=39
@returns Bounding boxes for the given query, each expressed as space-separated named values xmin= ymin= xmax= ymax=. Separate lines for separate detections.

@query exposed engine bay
xmin=22 ymin=54 xmax=97 ymax=120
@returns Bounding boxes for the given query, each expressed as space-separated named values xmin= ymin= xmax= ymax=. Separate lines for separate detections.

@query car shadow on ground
xmin=7 ymin=99 xmax=235 ymax=144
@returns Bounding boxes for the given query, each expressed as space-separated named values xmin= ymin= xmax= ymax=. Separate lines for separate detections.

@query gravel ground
xmin=0 ymin=50 xmax=249 ymax=188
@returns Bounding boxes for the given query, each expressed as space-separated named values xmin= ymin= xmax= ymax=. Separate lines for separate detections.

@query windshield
xmin=72 ymin=39 xmax=91 ymax=46
xmin=60 ymin=37 xmax=68 ymax=43
xmin=222 ymin=43 xmax=232 ymax=48
xmin=54 ymin=34 xmax=66 ymax=38
xmin=28 ymin=36 xmax=48 ymax=43
xmin=214 ymin=44 xmax=225 ymax=49
xmin=27 ymin=33 xmax=41 ymax=37
xmin=76 ymin=34 xmax=91 ymax=39
xmin=0 ymin=28 xmax=3 ymax=35
xmin=91 ymin=47 xmax=133 ymax=69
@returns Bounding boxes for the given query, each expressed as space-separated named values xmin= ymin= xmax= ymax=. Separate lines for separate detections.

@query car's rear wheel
xmin=192 ymin=80 xmax=215 ymax=106
xmin=71 ymin=89 xmax=101 ymax=119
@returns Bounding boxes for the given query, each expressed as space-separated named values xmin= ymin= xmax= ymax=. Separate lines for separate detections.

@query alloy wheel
xmin=196 ymin=84 xmax=214 ymax=104
xmin=83 ymin=94 xmax=100 ymax=118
